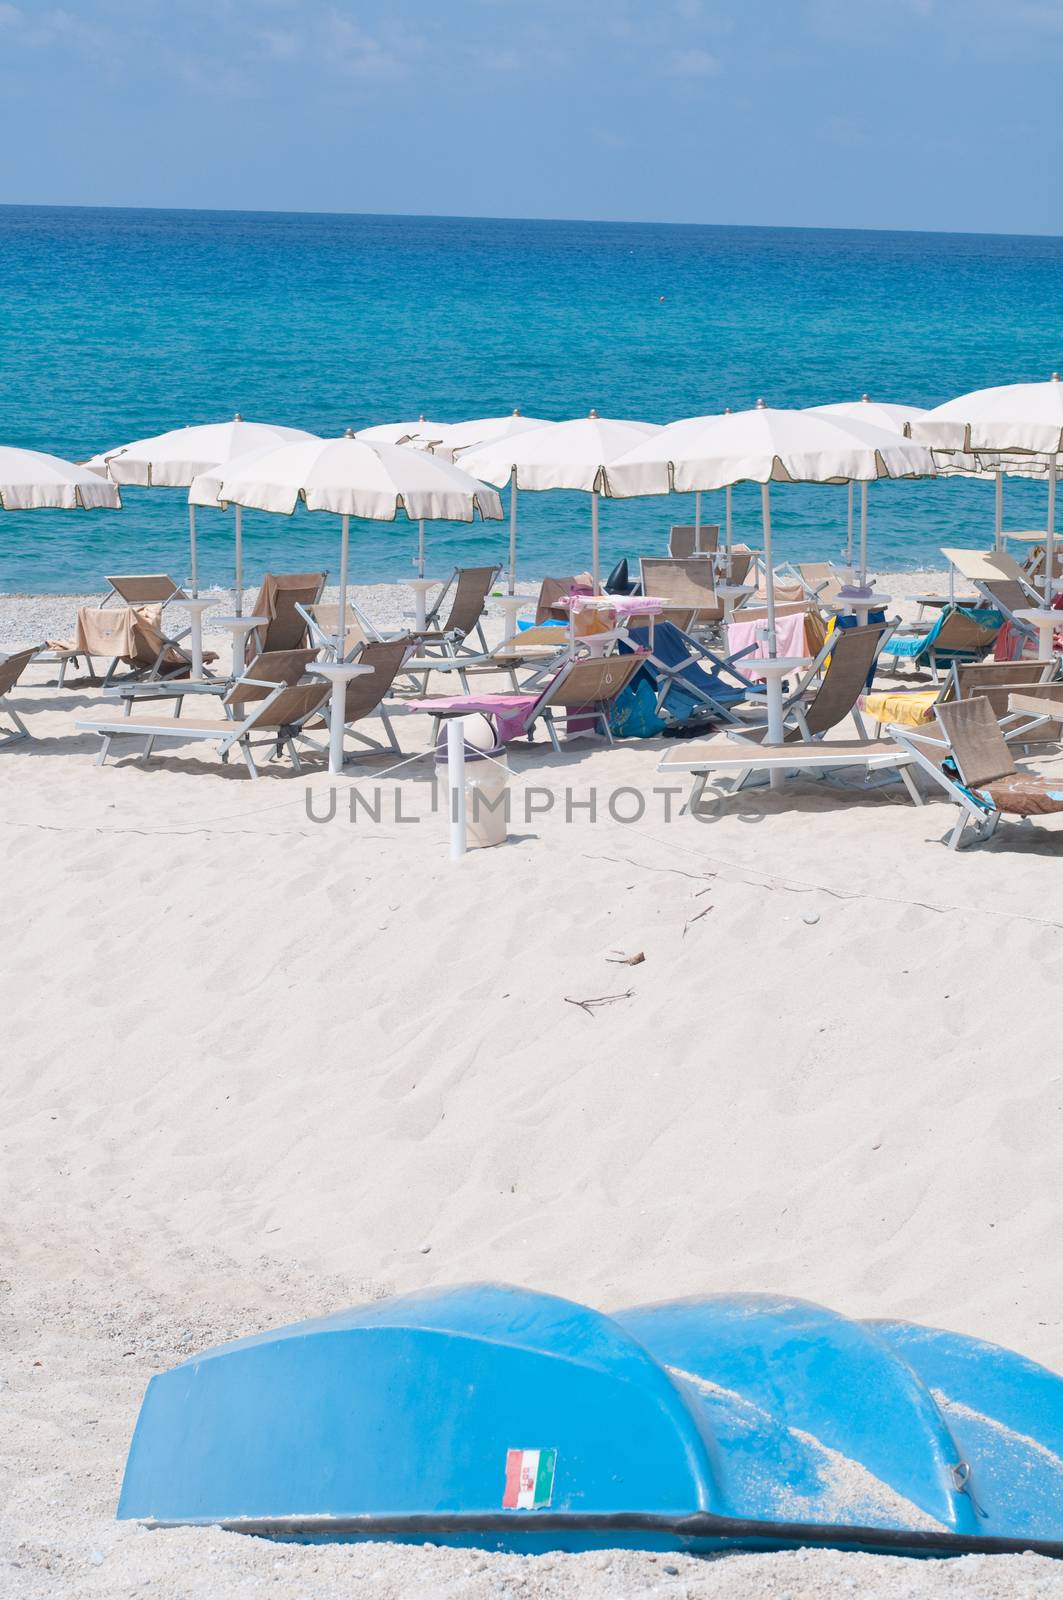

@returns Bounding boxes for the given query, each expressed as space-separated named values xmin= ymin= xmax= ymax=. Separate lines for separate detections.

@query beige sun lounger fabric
xmin=0 ymin=646 xmax=40 ymax=746
xmin=640 ymin=557 xmax=722 ymax=625
xmin=105 ymin=574 xmax=187 ymax=605
xmin=247 ymin=573 xmax=326 ymax=659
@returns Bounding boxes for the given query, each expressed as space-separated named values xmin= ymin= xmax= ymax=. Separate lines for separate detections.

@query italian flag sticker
xmin=503 ymin=1447 xmax=557 ymax=1509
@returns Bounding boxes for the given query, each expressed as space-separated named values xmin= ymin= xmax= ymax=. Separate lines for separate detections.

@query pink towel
xmin=727 ymin=611 xmax=809 ymax=678
xmin=411 ymin=693 xmax=538 ymax=743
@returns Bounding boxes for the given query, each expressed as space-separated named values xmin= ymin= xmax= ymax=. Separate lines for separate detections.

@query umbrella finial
xmin=861 ymin=393 xmax=870 ymax=403
xmin=233 ymin=412 xmax=242 ymax=421
xmin=755 ymin=397 xmax=766 ymax=410
xmin=344 ymin=427 xmax=356 ymax=438
xmin=589 ymin=408 xmax=599 ymax=419
xmin=1053 ymin=373 xmax=1060 ymax=383
xmin=512 ymin=408 xmax=521 ymax=416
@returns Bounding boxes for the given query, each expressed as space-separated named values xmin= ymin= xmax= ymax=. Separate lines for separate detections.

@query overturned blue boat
xmin=118 ymin=1283 xmax=1063 ymax=1557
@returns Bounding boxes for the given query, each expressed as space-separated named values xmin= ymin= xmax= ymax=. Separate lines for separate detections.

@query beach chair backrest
xmin=0 ymin=646 xmax=39 ymax=697
xmin=669 ymin=524 xmax=719 ymax=558
xmin=803 ymin=622 xmax=887 ymax=738
xmin=798 ymin=563 xmax=844 ymax=604
xmin=977 ymin=578 xmax=1037 ymax=623
xmin=535 ymin=577 xmax=578 ymax=623
xmin=126 ymin=606 xmax=176 ymax=668
xmin=935 ymin=697 xmax=1017 ymax=788
xmin=640 ymin=557 xmax=719 ymax=614
xmin=306 ymin=602 xmax=371 ymax=658
xmin=105 ymin=574 xmax=187 ymax=606
xmin=226 ymin=648 xmax=327 ymax=727
xmin=941 ymin=548 xmax=1029 ymax=585
xmin=932 ymin=607 xmax=1002 ymax=654
xmin=724 ymin=548 xmax=754 ymax=586
xmin=952 ymin=659 xmax=1057 ymax=717
xmin=543 ymin=652 xmax=641 ymax=710
xmin=439 ymin=565 xmax=500 ymax=637
xmin=249 ymin=572 xmax=327 ymax=657
xmin=340 ymin=639 xmax=411 ymax=720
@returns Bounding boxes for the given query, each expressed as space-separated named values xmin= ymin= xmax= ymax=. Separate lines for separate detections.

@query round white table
xmin=717 ymin=582 xmax=755 ymax=623
xmin=307 ymin=661 xmax=374 ymax=775
xmin=214 ymin=615 xmax=268 ymax=680
xmin=1015 ymin=607 xmax=1059 ymax=659
xmin=409 ymin=578 xmax=441 ymax=632
xmin=836 ymin=593 xmax=892 ymax=625
xmin=750 ymin=655 xmax=810 ymax=788
xmin=491 ymin=594 xmax=530 ymax=641
xmin=176 ymin=596 xmax=218 ymax=680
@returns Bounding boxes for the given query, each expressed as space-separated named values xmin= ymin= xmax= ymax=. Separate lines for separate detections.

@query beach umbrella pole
xmin=188 ymin=505 xmax=199 ymax=596
xmin=760 ymin=482 xmax=785 ymax=788
xmin=234 ymin=505 xmax=243 ymax=616
xmin=694 ymin=491 xmax=702 ymax=544
xmin=508 ymin=471 xmax=518 ymax=595
xmin=725 ymin=484 xmax=733 ymax=577
xmin=995 ymin=471 xmax=1004 ymax=553
xmin=846 ymin=481 xmax=854 ymax=568
xmin=417 ymin=519 xmax=426 ymax=581
xmin=1047 ymin=456 xmax=1057 ymax=607
xmin=859 ymin=481 xmax=869 ymax=587
xmin=591 ymin=489 xmax=600 ymax=593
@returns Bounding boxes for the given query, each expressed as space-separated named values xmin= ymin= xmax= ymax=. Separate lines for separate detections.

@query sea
xmin=2 ymin=204 xmax=1063 ymax=594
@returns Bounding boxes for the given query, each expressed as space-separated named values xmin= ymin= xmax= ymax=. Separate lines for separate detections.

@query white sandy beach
xmin=3 ymin=571 xmax=1063 ymax=1599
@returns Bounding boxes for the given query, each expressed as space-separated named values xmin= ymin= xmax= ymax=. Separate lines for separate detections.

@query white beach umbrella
xmin=911 ymin=376 xmax=1063 ymax=597
xmin=0 ymin=445 xmax=121 ymax=510
xmin=197 ymin=432 xmax=503 ymax=772
xmin=459 ymin=411 xmax=661 ymax=593
xmin=87 ymin=415 xmax=319 ymax=595
xmin=608 ymin=403 xmax=934 ymax=738
xmin=354 ymin=417 xmax=450 ymax=446
xmin=807 ymin=396 xmax=931 ymax=575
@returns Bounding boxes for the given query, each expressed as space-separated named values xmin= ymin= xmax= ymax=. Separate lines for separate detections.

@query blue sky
xmin=2 ymin=0 xmax=1062 ymax=233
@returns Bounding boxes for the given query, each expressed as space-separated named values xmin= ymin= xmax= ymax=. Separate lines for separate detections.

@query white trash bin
xmin=435 ymin=714 xmax=509 ymax=850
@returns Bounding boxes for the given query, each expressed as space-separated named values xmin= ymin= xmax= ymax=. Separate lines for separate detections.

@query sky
xmin=2 ymin=0 xmax=1063 ymax=234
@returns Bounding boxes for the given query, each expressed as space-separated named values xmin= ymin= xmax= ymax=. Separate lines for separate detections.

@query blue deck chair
xmin=612 ymin=621 xmax=758 ymax=736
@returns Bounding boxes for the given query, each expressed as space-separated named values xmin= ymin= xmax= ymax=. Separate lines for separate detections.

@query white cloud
xmin=663 ymin=45 xmax=721 ymax=77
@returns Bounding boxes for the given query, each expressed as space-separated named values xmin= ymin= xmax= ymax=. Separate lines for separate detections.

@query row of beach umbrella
xmin=5 ymin=379 xmax=1063 ymax=666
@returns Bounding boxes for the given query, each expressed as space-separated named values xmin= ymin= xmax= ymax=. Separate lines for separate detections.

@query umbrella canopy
xmin=910 ymin=376 xmax=1063 ymax=455
xmin=354 ymin=417 xmax=450 ymax=446
xmin=198 ymin=433 xmax=502 ymax=522
xmin=606 ymin=403 xmax=933 ymax=496
xmin=804 ymin=397 xmax=932 ymax=575
xmin=459 ymin=412 xmax=661 ymax=590
xmin=0 ymin=446 xmax=121 ymax=510
xmin=436 ymin=410 xmax=552 ymax=459
xmin=86 ymin=415 xmax=318 ymax=486
xmin=808 ymin=395 xmax=930 ymax=435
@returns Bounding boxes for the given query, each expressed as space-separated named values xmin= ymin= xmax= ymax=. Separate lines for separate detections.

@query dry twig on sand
xmin=563 ymin=990 xmax=635 ymax=1018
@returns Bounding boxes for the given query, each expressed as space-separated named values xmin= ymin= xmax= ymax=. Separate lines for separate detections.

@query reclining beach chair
xmin=640 ymin=557 xmax=722 ymax=631
xmin=412 ymin=565 xmax=500 ymax=655
xmin=615 ymin=620 xmax=759 ymax=730
xmin=882 ymin=604 xmax=1003 ymax=681
xmin=296 ymin=599 xmax=383 ymax=660
xmin=891 ymin=693 xmax=1063 ymax=849
xmin=103 ymin=573 xmax=188 ymax=608
xmin=668 ymin=524 xmax=718 ymax=558
xmin=414 ymin=650 xmax=643 ymax=752
xmin=0 ymin=647 xmax=41 ymax=746
xmin=732 ymin=621 xmax=893 ymax=746
xmin=76 ymin=649 xmax=330 ymax=779
xmin=45 ymin=604 xmax=212 ymax=689
xmin=535 ymin=576 xmax=591 ymax=622
xmin=294 ymin=638 xmax=411 ymax=761
xmin=863 ymin=658 xmax=1059 ymax=736
xmin=401 ymin=623 xmax=568 ymax=697
xmin=787 ymin=562 xmax=846 ymax=608
xmin=246 ymin=572 xmax=327 ymax=660
xmin=658 ymin=730 xmax=919 ymax=813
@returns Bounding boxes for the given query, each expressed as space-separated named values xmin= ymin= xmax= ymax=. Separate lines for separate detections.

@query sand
xmin=3 ymin=571 xmax=1063 ymax=1599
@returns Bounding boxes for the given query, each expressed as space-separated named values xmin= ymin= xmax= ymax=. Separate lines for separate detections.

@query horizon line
xmin=2 ymin=200 xmax=1063 ymax=246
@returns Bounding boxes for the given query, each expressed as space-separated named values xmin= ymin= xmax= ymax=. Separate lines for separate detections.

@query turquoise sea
xmin=2 ymin=205 xmax=1063 ymax=593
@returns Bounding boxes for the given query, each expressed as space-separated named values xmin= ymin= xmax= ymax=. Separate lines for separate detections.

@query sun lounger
xmin=658 ymin=733 xmax=919 ymax=813
xmin=0 ymin=646 xmax=41 ymax=746
xmin=863 ymin=658 xmax=1059 ymax=734
xmin=411 ymin=564 xmax=501 ymax=655
xmin=412 ymin=650 xmax=643 ymax=752
xmin=891 ymin=693 xmax=1063 ymax=849
xmin=76 ymin=648 xmax=331 ymax=778
xmin=295 ymin=639 xmax=412 ymax=761
xmin=882 ymin=604 xmax=1003 ymax=680
xmin=535 ymin=576 xmax=593 ymax=622
xmin=640 ymin=557 xmax=723 ymax=630
xmin=734 ymin=621 xmax=892 ymax=744
xmin=246 ymin=572 xmax=327 ymax=660
xmin=668 ymin=524 xmax=719 ymax=558
xmin=103 ymin=573 xmax=188 ymax=607
xmin=296 ymin=600 xmax=383 ymax=659
xmin=45 ymin=604 xmax=213 ymax=689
